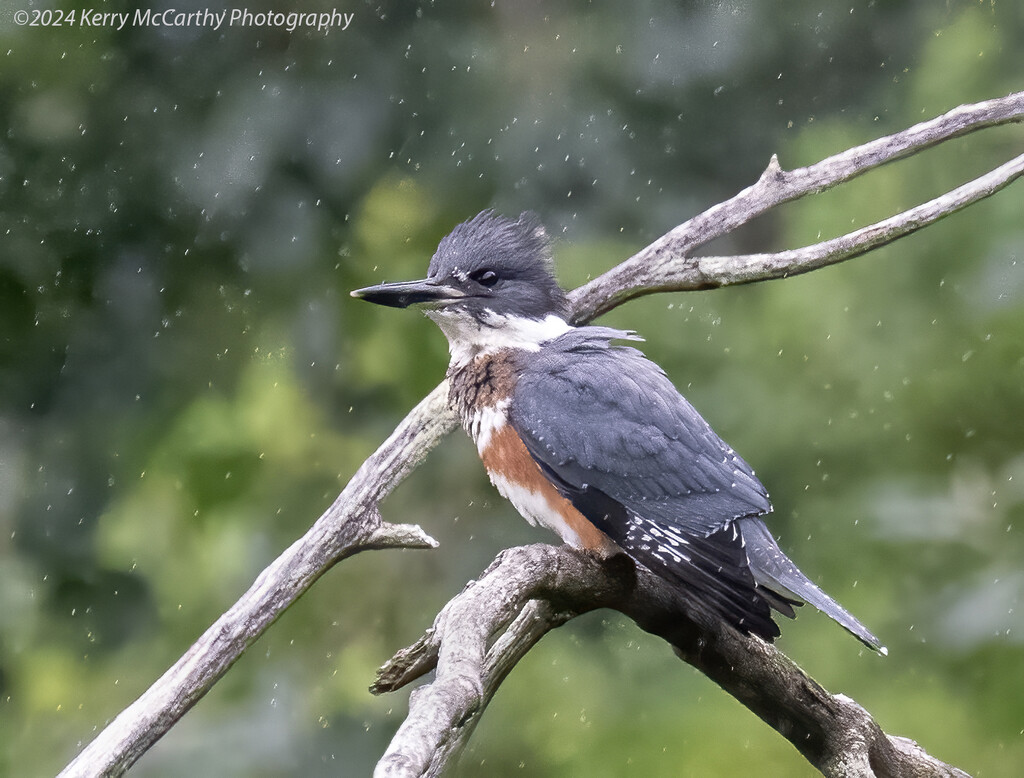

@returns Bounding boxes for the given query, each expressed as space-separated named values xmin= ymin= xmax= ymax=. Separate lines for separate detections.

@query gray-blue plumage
xmin=508 ymin=326 xmax=881 ymax=648
xmin=510 ymin=326 xmax=770 ymax=537
xmin=352 ymin=210 xmax=884 ymax=652
xmin=507 ymin=326 xmax=779 ymax=637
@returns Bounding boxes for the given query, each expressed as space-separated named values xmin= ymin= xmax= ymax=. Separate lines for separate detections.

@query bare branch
xmin=568 ymin=89 xmax=1024 ymax=322
xmin=374 ymin=545 xmax=971 ymax=778
xmin=59 ymin=93 xmax=1023 ymax=777
xmin=654 ymin=150 xmax=1024 ymax=289
xmin=58 ymin=386 xmax=453 ymax=778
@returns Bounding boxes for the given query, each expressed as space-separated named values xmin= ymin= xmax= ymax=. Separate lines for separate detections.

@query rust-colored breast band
xmin=481 ymin=424 xmax=619 ymax=556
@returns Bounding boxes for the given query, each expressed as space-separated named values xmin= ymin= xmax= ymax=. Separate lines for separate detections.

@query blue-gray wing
xmin=507 ymin=327 xmax=884 ymax=650
xmin=508 ymin=327 xmax=778 ymax=638
xmin=509 ymin=327 xmax=771 ymax=537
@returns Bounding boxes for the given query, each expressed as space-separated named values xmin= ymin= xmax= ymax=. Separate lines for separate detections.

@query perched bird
xmin=352 ymin=210 xmax=883 ymax=652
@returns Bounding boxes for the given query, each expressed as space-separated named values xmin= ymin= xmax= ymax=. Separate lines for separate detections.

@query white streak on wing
xmin=488 ymin=471 xmax=585 ymax=549
xmin=625 ymin=513 xmax=692 ymax=565
xmin=470 ymin=399 xmax=509 ymax=454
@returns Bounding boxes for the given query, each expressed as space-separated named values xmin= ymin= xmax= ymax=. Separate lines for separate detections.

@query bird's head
xmin=351 ymin=211 xmax=572 ymax=359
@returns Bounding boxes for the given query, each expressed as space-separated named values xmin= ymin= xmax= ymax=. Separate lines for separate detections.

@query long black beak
xmin=349 ymin=278 xmax=467 ymax=309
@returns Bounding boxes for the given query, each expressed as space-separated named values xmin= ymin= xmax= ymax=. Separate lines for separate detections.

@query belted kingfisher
xmin=352 ymin=210 xmax=883 ymax=652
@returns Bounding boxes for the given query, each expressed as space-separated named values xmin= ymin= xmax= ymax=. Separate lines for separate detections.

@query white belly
xmin=486 ymin=471 xmax=589 ymax=548
xmin=467 ymin=401 xmax=590 ymax=548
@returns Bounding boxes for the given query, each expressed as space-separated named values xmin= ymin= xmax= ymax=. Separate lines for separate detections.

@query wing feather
xmin=509 ymin=327 xmax=771 ymax=537
xmin=504 ymin=327 xmax=883 ymax=650
xmin=508 ymin=327 xmax=778 ymax=638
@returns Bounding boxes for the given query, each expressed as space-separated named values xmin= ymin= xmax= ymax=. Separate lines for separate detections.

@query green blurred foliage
xmin=0 ymin=0 xmax=1022 ymax=775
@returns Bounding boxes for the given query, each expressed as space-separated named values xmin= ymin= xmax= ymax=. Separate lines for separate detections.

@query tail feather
xmin=738 ymin=518 xmax=886 ymax=654
xmin=560 ymin=476 xmax=884 ymax=651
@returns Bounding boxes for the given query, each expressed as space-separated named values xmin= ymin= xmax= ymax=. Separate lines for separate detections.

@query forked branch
xmin=569 ymin=90 xmax=1024 ymax=321
xmin=373 ymin=545 xmax=969 ymax=778
xmin=59 ymin=91 xmax=1022 ymax=778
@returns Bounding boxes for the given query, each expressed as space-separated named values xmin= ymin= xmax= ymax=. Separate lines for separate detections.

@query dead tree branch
xmin=569 ymin=90 xmax=1024 ymax=321
xmin=58 ymin=385 xmax=454 ymax=778
xmin=373 ymin=545 xmax=970 ymax=778
xmin=59 ymin=91 xmax=1022 ymax=778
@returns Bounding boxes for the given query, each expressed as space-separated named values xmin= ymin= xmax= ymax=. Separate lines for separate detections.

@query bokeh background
xmin=1 ymin=0 xmax=1023 ymax=775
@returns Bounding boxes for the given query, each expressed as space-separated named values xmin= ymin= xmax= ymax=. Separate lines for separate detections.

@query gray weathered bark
xmin=373 ymin=545 xmax=970 ymax=778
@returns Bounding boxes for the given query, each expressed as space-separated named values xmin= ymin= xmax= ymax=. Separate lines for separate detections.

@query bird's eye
xmin=469 ymin=268 xmax=499 ymax=287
